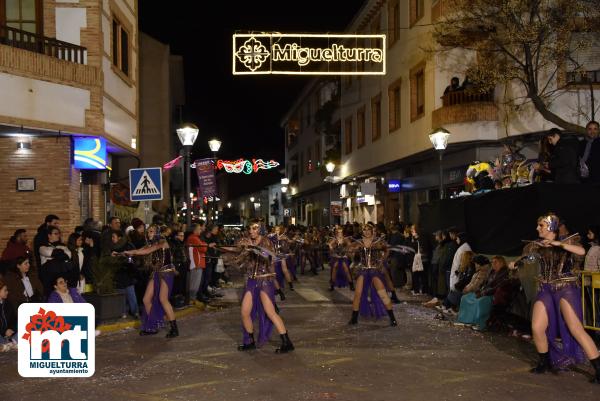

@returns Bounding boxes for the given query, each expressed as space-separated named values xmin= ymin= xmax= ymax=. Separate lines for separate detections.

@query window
xmin=410 ymin=63 xmax=426 ymax=121
xmin=410 ymin=0 xmax=425 ymax=27
xmin=357 ymin=107 xmax=366 ymax=148
xmin=112 ymin=15 xmax=130 ymax=77
xmin=566 ymin=32 xmax=600 ymax=85
xmin=371 ymin=94 xmax=382 ymax=141
xmin=344 ymin=117 xmax=353 ymax=155
xmin=388 ymin=0 xmax=400 ymax=46
xmin=2 ymin=0 xmax=42 ymax=34
xmin=388 ymin=78 xmax=401 ymax=132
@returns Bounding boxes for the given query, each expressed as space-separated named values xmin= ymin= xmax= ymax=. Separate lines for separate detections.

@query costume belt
xmin=250 ymin=273 xmax=276 ymax=280
xmin=537 ymin=276 xmax=578 ymax=291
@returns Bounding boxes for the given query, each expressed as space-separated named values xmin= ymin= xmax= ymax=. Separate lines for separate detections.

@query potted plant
xmin=83 ymin=256 xmax=125 ymax=323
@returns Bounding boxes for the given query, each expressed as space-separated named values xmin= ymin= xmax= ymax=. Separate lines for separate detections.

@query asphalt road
xmin=1 ymin=270 xmax=598 ymax=401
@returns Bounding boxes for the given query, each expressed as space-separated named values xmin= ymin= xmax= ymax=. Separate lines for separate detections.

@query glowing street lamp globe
xmin=429 ymin=128 xmax=451 ymax=151
xmin=281 ymin=186 xmax=288 ymax=193
xmin=250 ymin=196 xmax=255 ymax=203
xmin=208 ymin=138 xmax=222 ymax=153
xmin=325 ymin=161 xmax=336 ymax=173
xmin=176 ymin=123 xmax=199 ymax=146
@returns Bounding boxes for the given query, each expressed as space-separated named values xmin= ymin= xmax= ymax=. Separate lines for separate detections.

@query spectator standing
xmin=5 ymin=256 xmax=43 ymax=308
xmin=100 ymin=217 xmax=126 ymax=257
xmin=186 ymin=222 xmax=208 ymax=304
xmin=444 ymin=76 xmax=461 ymax=95
xmin=584 ymin=226 xmax=600 ymax=272
xmin=580 ymin=121 xmax=600 ymax=184
xmin=33 ymin=214 xmax=60 ymax=272
xmin=112 ymin=230 xmax=139 ymax=319
xmin=82 ymin=218 xmax=102 ymax=258
xmin=168 ymin=229 xmax=188 ymax=308
xmin=200 ymin=225 xmax=219 ymax=300
xmin=546 ymin=128 xmax=580 ymax=184
xmin=449 ymin=232 xmax=472 ymax=293
xmin=38 ymin=227 xmax=73 ymax=298
xmin=67 ymin=233 xmax=94 ymax=294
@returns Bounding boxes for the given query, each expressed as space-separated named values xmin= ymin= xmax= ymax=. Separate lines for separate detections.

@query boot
xmin=288 ymin=282 xmax=295 ymax=291
xmin=387 ymin=310 xmax=398 ymax=327
xmin=276 ymin=289 xmax=286 ymax=301
xmin=275 ymin=332 xmax=294 ymax=353
xmin=348 ymin=310 xmax=359 ymax=325
xmin=139 ymin=329 xmax=158 ymax=336
xmin=590 ymin=356 xmax=600 ymax=383
xmin=329 ymin=281 xmax=335 ymax=291
xmin=530 ymin=352 xmax=551 ymax=374
xmin=166 ymin=320 xmax=179 ymax=338
xmin=349 ymin=281 xmax=355 ymax=291
xmin=238 ymin=333 xmax=256 ymax=351
xmin=390 ymin=291 xmax=401 ymax=304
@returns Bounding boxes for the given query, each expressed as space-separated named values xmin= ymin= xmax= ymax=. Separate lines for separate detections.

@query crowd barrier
xmin=581 ymin=271 xmax=600 ymax=331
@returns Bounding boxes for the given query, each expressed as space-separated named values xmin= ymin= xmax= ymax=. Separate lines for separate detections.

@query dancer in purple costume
xmin=348 ymin=223 xmax=397 ymax=326
xmin=328 ymin=226 xmax=354 ymax=291
xmin=226 ymin=219 xmax=294 ymax=353
xmin=513 ymin=213 xmax=600 ymax=382
xmin=123 ymin=224 xmax=178 ymax=338
xmin=268 ymin=225 xmax=295 ymax=295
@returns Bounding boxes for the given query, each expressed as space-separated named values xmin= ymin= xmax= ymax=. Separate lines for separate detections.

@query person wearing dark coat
xmin=4 ymin=256 xmax=44 ymax=308
xmin=33 ymin=215 xmax=60 ymax=273
xmin=546 ymin=128 xmax=581 ymax=184
xmin=1 ymin=229 xmax=32 ymax=276
xmin=112 ymin=231 xmax=139 ymax=318
xmin=580 ymin=121 xmax=600 ymax=185
xmin=0 ymin=279 xmax=18 ymax=347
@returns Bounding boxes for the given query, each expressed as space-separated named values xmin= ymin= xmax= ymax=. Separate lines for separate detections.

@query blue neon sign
xmin=388 ymin=180 xmax=401 ymax=193
xmin=73 ymin=137 xmax=109 ymax=170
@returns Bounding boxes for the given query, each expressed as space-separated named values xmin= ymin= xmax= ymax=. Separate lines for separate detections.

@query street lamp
xmin=207 ymin=138 xmax=222 ymax=223
xmin=429 ymin=128 xmax=451 ymax=200
xmin=325 ymin=162 xmax=336 ymax=226
xmin=176 ymin=123 xmax=199 ymax=227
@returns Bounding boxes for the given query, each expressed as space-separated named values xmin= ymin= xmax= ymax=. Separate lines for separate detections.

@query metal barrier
xmin=581 ymin=271 xmax=600 ymax=331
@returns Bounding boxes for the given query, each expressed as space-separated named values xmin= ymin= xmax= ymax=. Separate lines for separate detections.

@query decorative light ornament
xmin=217 ymin=158 xmax=280 ymax=174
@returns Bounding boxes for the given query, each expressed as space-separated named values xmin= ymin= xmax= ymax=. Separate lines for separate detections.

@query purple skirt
xmin=358 ymin=269 xmax=387 ymax=319
xmin=286 ymin=255 xmax=297 ymax=277
xmin=536 ymin=283 xmax=586 ymax=369
xmin=330 ymin=257 xmax=350 ymax=288
xmin=242 ymin=278 xmax=276 ymax=346
xmin=140 ymin=271 xmax=174 ymax=332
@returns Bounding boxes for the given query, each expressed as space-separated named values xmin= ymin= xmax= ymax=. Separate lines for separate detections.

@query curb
xmin=97 ymin=303 xmax=207 ymax=334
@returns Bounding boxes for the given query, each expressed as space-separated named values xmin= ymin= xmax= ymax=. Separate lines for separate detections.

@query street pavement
xmin=1 ymin=268 xmax=598 ymax=401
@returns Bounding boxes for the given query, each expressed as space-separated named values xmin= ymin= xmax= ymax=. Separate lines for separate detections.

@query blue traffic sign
xmin=129 ymin=168 xmax=163 ymax=201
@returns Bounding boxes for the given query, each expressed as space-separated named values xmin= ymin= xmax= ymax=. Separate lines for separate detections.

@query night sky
xmin=139 ymin=1 xmax=365 ymax=195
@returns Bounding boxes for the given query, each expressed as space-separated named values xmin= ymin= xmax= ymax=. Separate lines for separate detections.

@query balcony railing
xmin=566 ymin=70 xmax=600 ymax=85
xmin=0 ymin=25 xmax=87 ymax=64
xmin=441 ymin=89 xmax=494 ymax=107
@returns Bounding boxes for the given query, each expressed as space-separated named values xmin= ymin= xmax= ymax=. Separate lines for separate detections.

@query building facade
xmin=284 ymin=0 xmax=599 ymax=227
xmin=0 ymin=0 xmax=139 ymax=243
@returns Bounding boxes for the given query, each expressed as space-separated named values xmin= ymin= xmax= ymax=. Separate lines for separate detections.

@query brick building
xmin=0 ymin=0 xmax=139 ymax=243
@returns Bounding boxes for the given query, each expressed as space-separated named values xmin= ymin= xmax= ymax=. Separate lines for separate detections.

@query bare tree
xmin=433 ymin=0 xmax=600 ymax=134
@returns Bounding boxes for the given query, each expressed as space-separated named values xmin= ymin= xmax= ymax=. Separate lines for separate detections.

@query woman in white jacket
xmin=449 ymin=232 xmax=471 ymax=293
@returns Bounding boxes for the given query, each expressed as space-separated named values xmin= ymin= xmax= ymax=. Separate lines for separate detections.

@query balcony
xmin=432 ymin=90 xmax=498 ymax=127
xmin=0 ymin=25 xmax=87 ymax=64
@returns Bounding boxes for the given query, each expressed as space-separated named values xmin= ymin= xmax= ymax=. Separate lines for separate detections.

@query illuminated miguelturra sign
xmin=233 ymin=33 xmax=386 ymax=75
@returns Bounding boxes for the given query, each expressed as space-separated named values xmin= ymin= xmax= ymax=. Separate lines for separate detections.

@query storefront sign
xmin=195 ymin=158 xmax=217 ymax=198
xmin=73 ymin=137 xmax=109 ymax=170
xmin=330 ymin=201 xmax=342 ymax=216
xmin=233 ymin=33 xmax=386 ymax=75
xmin=388 ymin=180 xmax=401 ymax=193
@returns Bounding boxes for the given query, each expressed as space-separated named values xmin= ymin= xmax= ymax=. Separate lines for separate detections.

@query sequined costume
xmin=269 ymin=233 xmax=291 ymax=288
xmin=140 ymin=243 xmax=175 ymax=333
xmin=353 ymin=237 xmax=389 ymax=319
xmin=237 ymin=237 xmax=278 ymax=346
xmin=329 ymin=237 xmax=351 ymax=288
xmin=522 ymin=236 xmax=586 ymax=368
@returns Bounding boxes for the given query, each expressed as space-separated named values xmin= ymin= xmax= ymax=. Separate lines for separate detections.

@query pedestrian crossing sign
xmin=129 ymin=168 xmax=163 ymax=201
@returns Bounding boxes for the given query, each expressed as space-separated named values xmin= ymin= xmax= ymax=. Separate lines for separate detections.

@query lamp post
xmin=429 ymin=128 xmax=451 ymax=200
xmin=208 ymin=138 xmax=222 ymax=223
xmin=176 ymin=123 xmax=199 ymax=228
xmin=326 ymin=161 xmax=336 ymax=226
